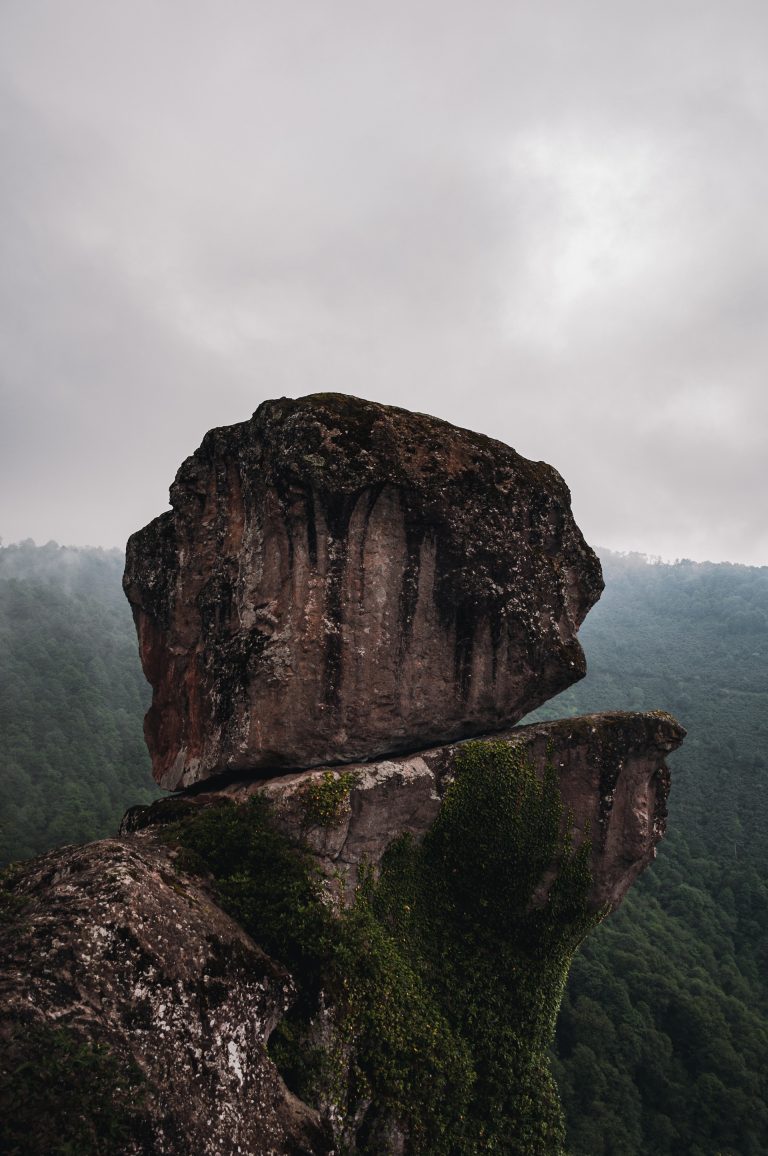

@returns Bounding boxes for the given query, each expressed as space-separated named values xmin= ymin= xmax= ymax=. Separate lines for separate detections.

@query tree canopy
xmin=0 ymin=540 xmax=158 ymax=864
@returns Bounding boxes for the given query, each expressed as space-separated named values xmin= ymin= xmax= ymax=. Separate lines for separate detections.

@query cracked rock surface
xmin=0 ymin=839 xmax=331 ymax=1156
xmin=124 ymin=394 xmax=603 ymax=789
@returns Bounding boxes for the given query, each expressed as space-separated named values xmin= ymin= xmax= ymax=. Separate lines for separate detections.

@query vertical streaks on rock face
xmin=124 ymin=394 xmax=603 ymax=789
xmin=1 ymin=395 xmax=687 ymax=1155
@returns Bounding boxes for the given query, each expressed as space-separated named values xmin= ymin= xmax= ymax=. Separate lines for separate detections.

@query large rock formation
xmin=0 ymin=839 xmax=331 ymax=1156
xmin=124 ymin=394 xmax=603 ymax=789
xmin=1 ymin=396 xmax=685 ymax=1155
xmin=2 ymin=711 xmax=683 ymax=1155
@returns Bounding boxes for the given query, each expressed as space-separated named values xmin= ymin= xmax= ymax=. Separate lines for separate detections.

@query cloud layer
xmin=1 ymin=0 xmax=766 ymax=563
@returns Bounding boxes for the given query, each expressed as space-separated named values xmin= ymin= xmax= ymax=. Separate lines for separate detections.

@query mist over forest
xmin=0 ymin=540 xmax=156 ymax=862
xmin=0 ymin=540 xmax=766 ymax=1153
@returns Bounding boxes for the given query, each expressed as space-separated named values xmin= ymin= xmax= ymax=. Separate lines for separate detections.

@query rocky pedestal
xmin=125 ymin=709 xmax=685 ymax=913
xmin=1 ymin=396 xmax=686 ymax=1155
xmin=2 ymin=711 xmax=683 ymax=1155
xmin=124 ymin=394 xmax=603 ymax=789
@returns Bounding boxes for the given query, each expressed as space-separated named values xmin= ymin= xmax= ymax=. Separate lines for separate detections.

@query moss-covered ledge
xmin=165 ymin=740 xmax=605 ymax=1154
xmin=129 ymin=710 xmax=685 ymax=913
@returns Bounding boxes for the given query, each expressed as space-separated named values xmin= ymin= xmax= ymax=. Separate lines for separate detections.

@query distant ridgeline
xmin=1 ymin=541 xmax=766 ymax=1153
xmin=0 ymin=540 xmax=158 ymax=864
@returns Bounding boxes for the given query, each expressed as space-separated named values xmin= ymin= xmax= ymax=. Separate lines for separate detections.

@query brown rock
xmin=124 ymin=394 xmax=603 ymax=789
xmin=504 ymin=710 xmax=685 ymax=909
xmin=1 ymin=713 xmax=683 ymax=1155
xmin=127 ymin=709 xmax=685 ymax=913
xmin=0 ymin=839 xmax=331 ymax=1156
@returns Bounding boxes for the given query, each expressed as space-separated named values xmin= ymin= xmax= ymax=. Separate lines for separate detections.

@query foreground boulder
xmin=0 ymin=839 xmax=331 ymax=1156
xmin=124 ymin=394 xmax=603 ymax=789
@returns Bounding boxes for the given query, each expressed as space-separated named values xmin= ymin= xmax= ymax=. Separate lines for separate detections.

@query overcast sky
xmin=1 ymin=1 xmax=767 ymax=565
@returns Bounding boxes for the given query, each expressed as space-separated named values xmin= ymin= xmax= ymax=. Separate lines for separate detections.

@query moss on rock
xmin=300 ymin=771 xmax=362 ymax=830
xmin=0 ymin=1022 xmax=148 ymax=1155
xmin=170 ymin=739 xmax=602 ymax=1154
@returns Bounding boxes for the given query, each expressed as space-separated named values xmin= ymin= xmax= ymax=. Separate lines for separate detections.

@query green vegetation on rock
xmin=0 ymin=1022 xmax=148 ymax=1155
xmin=300 ymin=770 xmax=362 ymax=829
xmin=170 ymin=740 xmax=599 ymax=1154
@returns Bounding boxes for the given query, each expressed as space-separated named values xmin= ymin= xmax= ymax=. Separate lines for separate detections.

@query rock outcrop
xmin=0 ymin=839 xmax=331 ymax=1156
xmin=2 ymin=711 xmax=683 ymax=1155
xmin=1 ymin=396 xmax=686 ymax=1155
xmin=124 ymin=394 xmax=603 ymax=789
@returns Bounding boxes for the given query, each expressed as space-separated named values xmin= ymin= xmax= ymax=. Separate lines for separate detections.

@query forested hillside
xmin=0 ymin=540 xmax=158 ymax=863
xmin=531 ymin=552 xmax=768 ymax=1156
xmin=0 ymin=543 xmax=766 ymax=1153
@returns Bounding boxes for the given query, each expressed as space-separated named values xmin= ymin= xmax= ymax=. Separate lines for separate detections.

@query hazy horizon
xmin=2 ymin=529 xmax=764 ymax=571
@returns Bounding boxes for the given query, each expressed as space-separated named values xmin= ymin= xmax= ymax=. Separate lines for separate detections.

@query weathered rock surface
xmin=126 ymin=709 xmax=685 ymax=913
xmin=124 ymin=394 xmax=603 ymax=789
xmin=0 ymin=839 xmax=331 ymax=1156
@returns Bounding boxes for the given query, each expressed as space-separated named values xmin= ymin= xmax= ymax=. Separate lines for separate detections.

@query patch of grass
xmin=300 ymin=770 xmax=361 ymax=829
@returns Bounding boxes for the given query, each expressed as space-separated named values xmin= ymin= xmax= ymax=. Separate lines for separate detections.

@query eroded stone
xmin=0 ymin=839 xmax=331 ymax=1156
xmin=127 ymin=709 xmax=685 ymax=912
xmin=124 ymin=394 xmax=603 ymax=789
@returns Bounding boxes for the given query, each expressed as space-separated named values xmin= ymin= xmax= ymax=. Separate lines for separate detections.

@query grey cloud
xmin=1 ymin=0 xmax=767 ymax=562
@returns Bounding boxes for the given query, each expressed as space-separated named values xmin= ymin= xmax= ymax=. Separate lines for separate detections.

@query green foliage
xmin=366 ymin=740 xmax=598 ymax=1155
xmin=165 ymin=795 xmax=334 ymax=984
xmin=0 ymin=1021 xmax=148 ymax=1155
xmin=300 ymin=770 xmax=361 ymax=829
xmin=0 ymin=541 xmax=159 ymax=865
xmin=172 ymin=742 xmax=597 ymax=1154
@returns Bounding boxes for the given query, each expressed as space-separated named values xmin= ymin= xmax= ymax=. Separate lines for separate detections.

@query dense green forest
xmin=530 ymin=552 xmax=768 ymax=1155
xmin=0 ymin=540 xmax=158 ymax=863
xmin=0 ymin=542 xmax=766 ymax=1153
